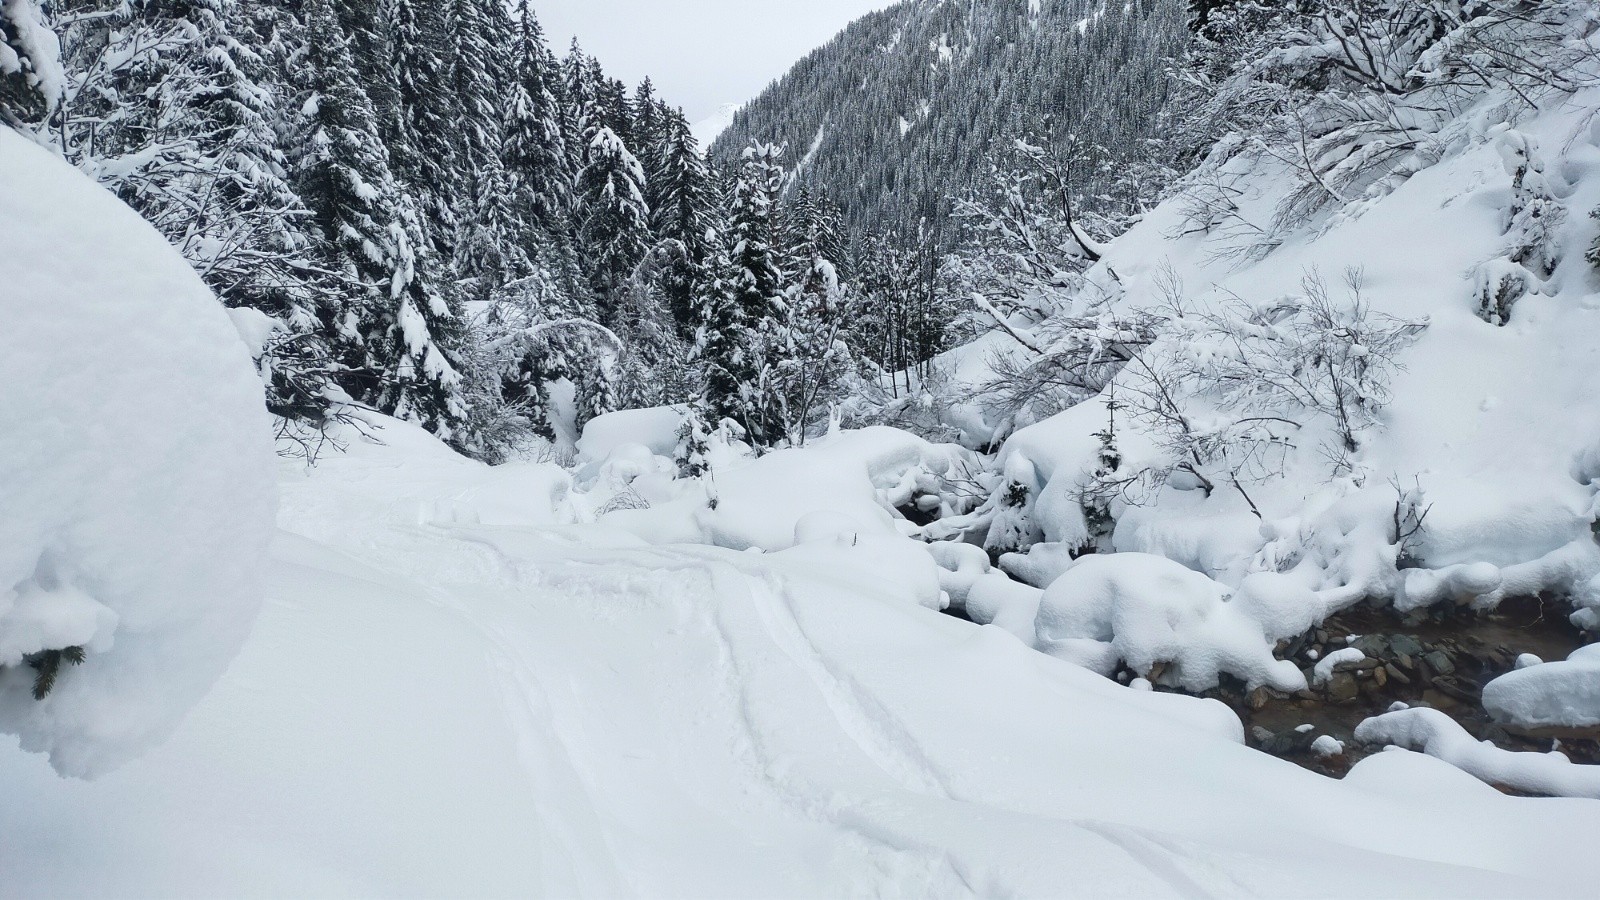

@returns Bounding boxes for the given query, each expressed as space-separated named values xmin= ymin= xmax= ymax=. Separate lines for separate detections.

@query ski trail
xmin=695 ymin=560 xmax=971 ymax=896
xmin=276 ymin=528 xmax=635 ymax=896
xmin=736 ymin=568 xmax=954 ymax=800
xmin=355 ymin=527 xmax=1220 ymax=898
xmin=1079 ymin=822 xmax=1221 ymax=900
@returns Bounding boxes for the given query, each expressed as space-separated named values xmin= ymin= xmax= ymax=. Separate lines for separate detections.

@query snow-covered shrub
xmin=1475 ymin=126 xmax=1569 ymax=324
xmin=1033 ymin=553 xmax=1306 ymax=692
xmin=1102 ymin=270 xmax=1426 ymax=509
xmin=455 ymin=274 xmax=624 ymax=459
xmin=0 ymin=128 xmax=275 ymax=777
xmin=757 ymin=256 xmax=860 ymax=446
xmin=1178 ymin=0 xmax=1600 ymax=235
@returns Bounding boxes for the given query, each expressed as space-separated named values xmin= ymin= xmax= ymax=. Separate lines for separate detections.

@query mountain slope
xmin=712 ymin=0 xmax=1189 ymax=237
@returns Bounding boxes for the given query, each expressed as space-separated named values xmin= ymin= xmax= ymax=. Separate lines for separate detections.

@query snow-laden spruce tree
xmin=39 ymin=0 xmax=339 ymax=429
xmin=391 ymin=0 xmax=461 ymax=255
xmin=503 ymin=0 xmax=570 ymax=234
xmin=648 ymin=107 xmax=716 ymax=332
xmin=0 ymin=0 xmax=59 ymax=125
xmin=691 ymin=143 xmax=790 ymax=445
xmin=577 ymin=124 xmax=652 ymax=317
xmin=291 ymin=0 xmax=465 ymax=439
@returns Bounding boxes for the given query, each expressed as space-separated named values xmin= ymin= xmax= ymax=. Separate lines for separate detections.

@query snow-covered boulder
xmin=1483 ymin=644 xmax=1600 ymax=731
xmin=0 ymin=128 xmax=276 ymax=777
xmin=1034 ymin=553 xmax=1305 ymax=692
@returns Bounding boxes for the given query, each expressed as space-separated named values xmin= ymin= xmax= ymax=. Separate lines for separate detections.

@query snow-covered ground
xmin=4 ymin=417 xmax=1599 ymax=897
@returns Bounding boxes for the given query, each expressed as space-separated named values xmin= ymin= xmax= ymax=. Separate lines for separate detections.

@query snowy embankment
xmin=896 ymin=71 xmax=1600 ymax=726
xmin=4 ymin=415 xmax=1600 ymax=895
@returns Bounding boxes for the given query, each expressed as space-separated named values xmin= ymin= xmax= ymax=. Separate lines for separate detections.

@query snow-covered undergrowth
xmin=913 ymin=71 xmax=1600 ymax=692
xmin=6 ymin=414 xmax=1600 ymax=895
xmin=0 ymin=129 xmax=275 ymax=777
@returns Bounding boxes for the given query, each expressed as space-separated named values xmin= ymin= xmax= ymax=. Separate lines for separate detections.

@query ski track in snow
xmin=382 ymin=517 xmax=1231 ymax=898
xmin=428 ymin=526 xmax=970 ymax=894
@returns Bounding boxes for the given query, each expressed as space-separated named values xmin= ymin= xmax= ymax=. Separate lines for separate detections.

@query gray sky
xmin=534 ymin=1 xmax=900 ymax=143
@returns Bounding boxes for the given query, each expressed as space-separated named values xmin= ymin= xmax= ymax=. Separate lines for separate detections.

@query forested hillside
xmin=713 ymin=0 xmax=1189 ymax=239
xmin=0 ymin=0 xmax=973 ymax=464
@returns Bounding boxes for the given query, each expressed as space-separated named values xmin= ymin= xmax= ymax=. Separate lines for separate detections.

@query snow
xmin=1312 ymin=734 xmax=1345 ymax=757
xmin=1313 ymin=647 xmax=1367 ymax=686
xmin=0 ymin=127 xmax=276 ymax=777
xmin=575 ymin=404 xmax=686 ymax=462
xmin=5 ymin=416 xmax=1599 ymax=893
xmin=690 ymin=102 xmax=741 ymax=148
xmin=1483 ymin=644 xmax=1600 ymax=730
xmin=1033 ymin=553 xmax=1307 ymax=692
xmin=1356 ymin=707 xmax=1600 ymax=799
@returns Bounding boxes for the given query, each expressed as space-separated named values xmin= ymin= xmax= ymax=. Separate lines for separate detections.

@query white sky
xmin=535 ymin=1 xmax=901 ymax=140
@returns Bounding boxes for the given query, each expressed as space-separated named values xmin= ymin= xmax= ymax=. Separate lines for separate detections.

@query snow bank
xmin=1355 ymin=707 xmax=1600 ymax=799
xmin=0 ymin=128 xmax=276 ymax=777
xmin=1034 ymin=553 xmax=1305 ymax=691
xmin=607 ymin=425 xmax=977 ymax=552
xmin=1483 ymin=644 xmax=1600 ymax=730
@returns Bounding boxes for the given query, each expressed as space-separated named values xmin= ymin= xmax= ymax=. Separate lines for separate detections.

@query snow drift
xmin=0 ymin=127 xmax=276 ymax=777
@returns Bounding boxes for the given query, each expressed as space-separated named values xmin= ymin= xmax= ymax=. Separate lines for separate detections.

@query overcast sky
xmin=535 ymin=1 xmax=900 ymax=140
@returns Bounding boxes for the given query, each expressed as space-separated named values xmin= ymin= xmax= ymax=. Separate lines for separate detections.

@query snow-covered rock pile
xmin=587 ymin=417 xmax=983 ymax=554
xmin=0 ymin=128 xmax=276 ymax=777
xmin=1484 ymin=645 xmax=1600 ymax=731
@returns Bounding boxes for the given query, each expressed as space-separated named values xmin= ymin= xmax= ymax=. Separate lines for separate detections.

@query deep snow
xmin=4 ymin=416 xmax=1599 ymax=896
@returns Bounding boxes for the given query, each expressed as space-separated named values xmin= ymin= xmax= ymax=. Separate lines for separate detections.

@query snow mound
xmin=1355 ymin=707 xmax=1600 ymax=799
xmin=1483 ymin=644 xmax=1600 ymax=730
xmin=608 ymin=425 xmax=976 ymax=552
xmin=1034 ymin=553 xmax=1305 ymax=692
xmin=575 ymin=404 xmax=686 ymax=463
xmin=1313 ymin=647 xmax=1367 ymax=686
xmin=0 ymin=128 xmax=276 ymax=777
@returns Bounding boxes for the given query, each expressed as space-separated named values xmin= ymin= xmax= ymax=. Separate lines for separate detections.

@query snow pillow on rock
xmin=0 ymin=127 xmax=276 ymax=778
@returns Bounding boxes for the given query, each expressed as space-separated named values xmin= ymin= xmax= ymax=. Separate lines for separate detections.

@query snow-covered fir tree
xmin=0 ymin=0 xmax=59 ymax=124
xmin=692 ymin=143 xmax=789 ymax=445
xmin=576 ymin=125 xmax=652 ymax=319
xmin=648 ymin=106 xmax=717 ymax=331
xmin=291 ymin=0 xmax=464 ymax=438
xmin=503 ymin=0 xmax=569 ymax=233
